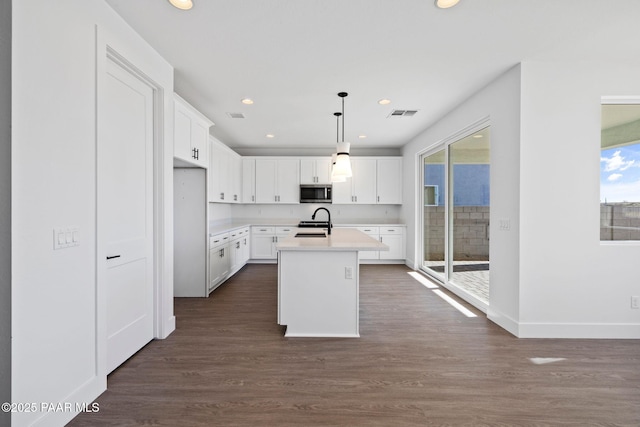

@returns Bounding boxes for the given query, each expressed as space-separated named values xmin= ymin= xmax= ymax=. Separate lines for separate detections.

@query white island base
xmin=279 ymin=250 xmax=359 ymax=337
xmin=277 ymin=228 xmax=387 ymax=338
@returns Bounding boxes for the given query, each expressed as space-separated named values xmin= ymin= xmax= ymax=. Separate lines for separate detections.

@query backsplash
xmin=209 ymin=203 xmax=402 ymax=223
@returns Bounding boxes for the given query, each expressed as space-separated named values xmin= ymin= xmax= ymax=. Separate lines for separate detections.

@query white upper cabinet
xmin=332 ymin=158 xmax=377 ymax=204
xmin=242 ymin=158 xmax=256 ymax=203
xmin=333 ymin=157 xmax=402 ymax=205
xmin=376 ymin=157 xmax=403 ymax=204
xmin=255 ymin=158 xmax=300 ymax=204
xmin=174 ymin=94 xmax=213 ymax=168
xmin=300 ymin=157 xmax=332 ymax=184
xmin=209 ymin=137 xmax=242 ymax=203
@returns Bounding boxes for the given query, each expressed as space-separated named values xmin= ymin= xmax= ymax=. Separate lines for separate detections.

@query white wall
xmin=401 ymin=65 xmax=523 ymax=335
xmin=402 ymin=60 xmax=640 ymax=339
xmin=12 ymin=1 xmax=174 ymax=425
xmin=518 ymin=61 xmax=640 ymax=338
xmin=0 ymin=0 xmax=11 ymax=425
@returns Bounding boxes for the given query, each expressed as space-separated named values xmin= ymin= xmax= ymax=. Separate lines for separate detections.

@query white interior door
xmin=99 ymin=57 xmax=154 ymax=373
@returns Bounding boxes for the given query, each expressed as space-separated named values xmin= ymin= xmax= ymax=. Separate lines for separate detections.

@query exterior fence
xmin=600 ymin=203 xmax=640 ymax=241
xmin=424 ymin=206 xmax=490 ymax=261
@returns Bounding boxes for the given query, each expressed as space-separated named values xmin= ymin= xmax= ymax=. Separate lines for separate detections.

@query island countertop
xmin=276 ymin=227 xmax=388 ymax=252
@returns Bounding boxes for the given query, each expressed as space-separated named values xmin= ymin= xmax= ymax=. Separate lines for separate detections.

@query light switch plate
xmin=54 ymin=226 xmax=79 ymax=250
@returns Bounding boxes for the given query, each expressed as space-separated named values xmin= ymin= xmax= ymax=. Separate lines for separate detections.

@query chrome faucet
xmin=311 ymin=207 xmax=332 ymax=235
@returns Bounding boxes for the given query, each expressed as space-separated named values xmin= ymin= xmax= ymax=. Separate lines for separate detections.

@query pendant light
xmin=169 ymin=0 xmax=194 ymax=10
xmin=331 ymin=92 xmax=353 ymax=181
xmin=331 ymin=112 xmax=346 ymax=183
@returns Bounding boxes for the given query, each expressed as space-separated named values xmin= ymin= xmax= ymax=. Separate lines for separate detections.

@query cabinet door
xmin=229 ymin=238 xmax=242 ymax=272
xmin=241 ymin=236 xmax=251 ymax=264
xmin=190 ymin=120 xmax=209 ymax=168
xmin=376 ymin=158 xmax=402 ymax=204
xmin=300 ymin=158 xmax=316 ymax=184
xmin=209 ymin=245 xmax=230 ymax=291
xmin=174 ymin=104 xmax=192 ymax=162
xmin=276 ymin=159 xmax=300 ymax=203
xmin=252 ymin=234 xmax=276 ymax=259
xmin=315 ymin=157 xmax=333 ymax=184
xmin=242 ymin=158 xmax=256 ymax=203
xmin=352 ymin=158 xmax=377 ymax=204
xmin=228 ymin=152 xmax=242 ymax=203
xmin=379 ymin=234 xmax=404 ymax=259
xmin=357 ymin=226 xmax=380 ymax=260
xmin=211 ymin=143 xmax=229 ymax=202
xmin=331 ymin=178 xmax=353 ymax=204
xmin=255 ymin=159 xmax=278 ymax=203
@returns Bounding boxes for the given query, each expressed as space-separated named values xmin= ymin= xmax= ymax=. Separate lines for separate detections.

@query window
xmin=600 ymin=104 xmax=640 ymax=241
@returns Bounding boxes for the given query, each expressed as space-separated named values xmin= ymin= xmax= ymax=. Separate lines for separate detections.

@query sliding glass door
xmin=421 ymin=125 xmax=491 ymax=308
xmin=423 ymin=149 xmax=446 ymax=281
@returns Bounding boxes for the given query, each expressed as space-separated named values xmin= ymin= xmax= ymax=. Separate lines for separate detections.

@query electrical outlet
xmin=345 ymin=266 xmax=353 ymax=279
xmin=632 ymin=296 xmax=639 ymax=309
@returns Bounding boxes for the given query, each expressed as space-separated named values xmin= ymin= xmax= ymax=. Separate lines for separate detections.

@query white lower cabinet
xmin=209 ymin=232 xmax=230 ymax=292
xmin=209 ymin=227 xmax=250 ymax=293
xmin=251 ymin=226 xmax=295 ymax=260
xmin=379 ymin=227 xmax=406 ymax=260
xmin=352 ymin=225 xmax=406 ymax=262
xmin=229 ymin=227 xmax=251 ymax=275
xmin=356 ymin=227 xmax=381 ymax=260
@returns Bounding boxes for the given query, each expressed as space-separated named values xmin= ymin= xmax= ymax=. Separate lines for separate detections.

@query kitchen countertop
xmin=209 ymin=218 xmax=405 ymax=236
xmin=276 ymin=228 xmax=389 ymax=252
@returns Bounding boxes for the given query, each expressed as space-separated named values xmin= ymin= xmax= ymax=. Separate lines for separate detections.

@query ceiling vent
xmin=226 ymin=112 xmax=245 ymax=119
xmin=388 ymin=109 xmax=418 ymax=117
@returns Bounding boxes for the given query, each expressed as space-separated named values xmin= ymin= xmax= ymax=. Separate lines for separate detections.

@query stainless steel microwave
xmin=300 ymin=185 xmax=332 ymax=203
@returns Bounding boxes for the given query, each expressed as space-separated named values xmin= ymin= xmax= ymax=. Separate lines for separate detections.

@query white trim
xmin=96 ymin=23 xmax=175 ymax=374
xmin=487 ymin=307 xmax=519 ymax=337
xmin=600 ymin=240 xmax=640 ymax=246
xmin=517 ymin=322 xmax=640 ymax=339
xmin=601 ymin=96 xmax=640 ymax=104
xmin=416 ymin=117 xmax=492 ymax=315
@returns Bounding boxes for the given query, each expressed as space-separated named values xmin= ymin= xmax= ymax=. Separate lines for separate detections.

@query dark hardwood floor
xmin=70 ymin=264 xmax=640 ymax=426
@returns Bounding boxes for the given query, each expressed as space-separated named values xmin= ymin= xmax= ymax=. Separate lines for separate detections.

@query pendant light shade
xmin=331 ymin=92 xmax=353 ymax=182
xmin=331 ymin=153 xmax=346 ymax=182
xmin=333 ymin=142 xmax=352 ymax=178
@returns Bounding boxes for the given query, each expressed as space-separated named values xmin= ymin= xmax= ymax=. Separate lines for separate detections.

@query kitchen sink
xmin=294 ymin=232 xmax=326 ymax=238
xmin=297 ymin=221 xmax=330 ymax=228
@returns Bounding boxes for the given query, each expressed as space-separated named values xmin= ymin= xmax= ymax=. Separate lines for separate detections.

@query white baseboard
xmin=487 ymin=308 xmax=520 ymax=337
xmin=517 ymin=322 xmax=640 ymax=339
xmin=26 ymin=374 xmax=105 ymax=427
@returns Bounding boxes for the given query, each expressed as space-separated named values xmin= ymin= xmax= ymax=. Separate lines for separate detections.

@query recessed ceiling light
xmin=358 ymin=135 xmax=367 ymax=139
xmin=378 ymin=99 xmax=391 ymax=105
xmin=435 ymin=0 xmax=460 ymax=9
xmin=241 ymin=98 xmax=254 ymax=105
xmin=265 ymin=134 xmax=275 ymax=138
xmin=473 ymin=134 xmax=483 ymax=139
xmin=169 ymin=0 xmax=193 ymax=10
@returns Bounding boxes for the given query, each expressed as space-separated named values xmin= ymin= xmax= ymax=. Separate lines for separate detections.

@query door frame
xmin=96 ymin=26 xmax=175 ymax=381
xmin=416 ymin=117 xmax=491 ymax=313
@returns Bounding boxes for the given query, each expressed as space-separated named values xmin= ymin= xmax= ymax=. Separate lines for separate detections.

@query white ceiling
xmin=105 ymin=0 xmax=640 ymax=152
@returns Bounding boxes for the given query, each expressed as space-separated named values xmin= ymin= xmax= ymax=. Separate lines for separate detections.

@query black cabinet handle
xmin=106 ymin=255 xmax=121 ymax=260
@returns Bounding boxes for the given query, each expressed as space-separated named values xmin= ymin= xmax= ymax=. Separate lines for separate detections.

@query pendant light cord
xmin=341 ymin=96 xmax=345 ymax=143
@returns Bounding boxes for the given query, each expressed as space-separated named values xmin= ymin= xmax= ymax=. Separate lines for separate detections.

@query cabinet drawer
xmin=356 ymin=226 xmax=379 ymax=236
xmin=379 ymin=227 xmax=403 ymax=235
xmin=209 ymin=232 xmax=230 ymax=248
xmin=276 ymin=226 xmax=295 ymax=235
xmin=252 ymin=226 xmax=275 ymax=235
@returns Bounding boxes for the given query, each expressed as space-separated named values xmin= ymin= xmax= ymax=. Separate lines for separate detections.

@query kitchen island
xmin=276 ymin=228 xmax=388 ymax=337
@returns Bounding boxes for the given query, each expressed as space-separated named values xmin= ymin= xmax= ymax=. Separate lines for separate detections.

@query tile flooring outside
xmin=424 ymin=260 xmax=489 ymax=304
